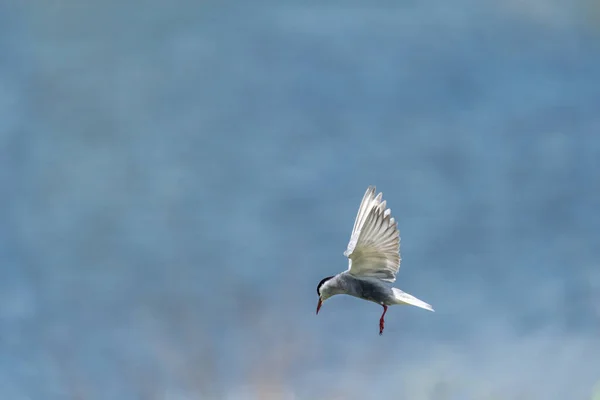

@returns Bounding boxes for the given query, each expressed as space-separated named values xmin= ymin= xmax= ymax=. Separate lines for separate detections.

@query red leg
xmin=379 ymin=305 xmax=388 ymax=335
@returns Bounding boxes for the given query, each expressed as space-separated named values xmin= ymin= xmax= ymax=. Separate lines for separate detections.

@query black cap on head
xmin=317 ymin=276 xmax=334 ymax=296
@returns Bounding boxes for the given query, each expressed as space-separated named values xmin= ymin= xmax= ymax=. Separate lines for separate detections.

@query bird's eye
xmin=317 ymin=276 xmax=333 ymax=295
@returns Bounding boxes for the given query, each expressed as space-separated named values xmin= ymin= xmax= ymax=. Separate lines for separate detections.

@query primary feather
xmin=344 ymin=186 xmax=401 ymax=283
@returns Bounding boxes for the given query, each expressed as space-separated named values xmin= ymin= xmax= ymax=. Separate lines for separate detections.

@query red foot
xmin=379 ymin=305 xmax=388 ymax=335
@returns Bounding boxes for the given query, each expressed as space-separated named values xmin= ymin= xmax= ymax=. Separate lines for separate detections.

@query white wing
xmin=343 ymin=186 xmax=401 ymax=283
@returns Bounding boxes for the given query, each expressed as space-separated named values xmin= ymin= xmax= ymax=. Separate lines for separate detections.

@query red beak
xmin=316 ymin=298 xmax=323 ymax=315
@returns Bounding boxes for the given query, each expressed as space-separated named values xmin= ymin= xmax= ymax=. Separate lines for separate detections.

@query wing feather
xmin=344 ymin=186 xmax=401 ymax=283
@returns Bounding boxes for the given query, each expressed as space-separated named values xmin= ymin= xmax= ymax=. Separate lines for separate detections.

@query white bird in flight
xmin=316 ymin=186 xmax=434 ymax=335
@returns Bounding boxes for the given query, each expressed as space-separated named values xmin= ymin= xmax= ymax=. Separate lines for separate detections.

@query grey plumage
xmin=320 ymin=273 xmax=393 ymax=304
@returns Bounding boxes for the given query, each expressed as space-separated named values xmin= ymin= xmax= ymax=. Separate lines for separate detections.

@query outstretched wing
xmin=343 ymin=186 xmax=401 ymax=283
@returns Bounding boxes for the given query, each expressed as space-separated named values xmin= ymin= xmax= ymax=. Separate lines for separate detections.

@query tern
xmin=316 ymin=186 xmax=433 ymax=335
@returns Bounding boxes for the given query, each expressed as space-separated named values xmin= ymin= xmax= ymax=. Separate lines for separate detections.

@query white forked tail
xmin=392 ymin=288 xmax=434 ymax=312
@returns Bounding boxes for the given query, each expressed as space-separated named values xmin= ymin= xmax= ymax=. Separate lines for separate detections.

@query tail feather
xmin=392 ymin=288 xmax=434 ymax=312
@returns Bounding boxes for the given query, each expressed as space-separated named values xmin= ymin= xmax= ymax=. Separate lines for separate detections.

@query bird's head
xmin=316 ymin=275 xmax=335 ymax=315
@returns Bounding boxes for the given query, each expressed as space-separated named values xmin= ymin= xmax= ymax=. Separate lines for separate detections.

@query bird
xmin=316 ymin=185 xmax=434 ymax=335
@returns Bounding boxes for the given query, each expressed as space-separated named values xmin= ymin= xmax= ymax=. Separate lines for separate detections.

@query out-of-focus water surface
xmin=2 ymin=0 xmax=600 ymax=398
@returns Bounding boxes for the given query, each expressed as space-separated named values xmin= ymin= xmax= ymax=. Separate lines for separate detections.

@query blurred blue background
xmin=2 ymin=0 xmax=600 ymax=399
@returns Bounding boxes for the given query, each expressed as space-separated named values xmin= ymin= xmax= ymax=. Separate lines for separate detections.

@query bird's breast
xmin=347 ymin=277 xmax=388 ymax=304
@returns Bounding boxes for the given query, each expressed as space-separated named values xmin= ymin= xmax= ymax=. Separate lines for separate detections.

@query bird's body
xmin=316 ymin=186 xmax=433 ymax=335
xmin=320 ymin=273 xmax=394 ymax=305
